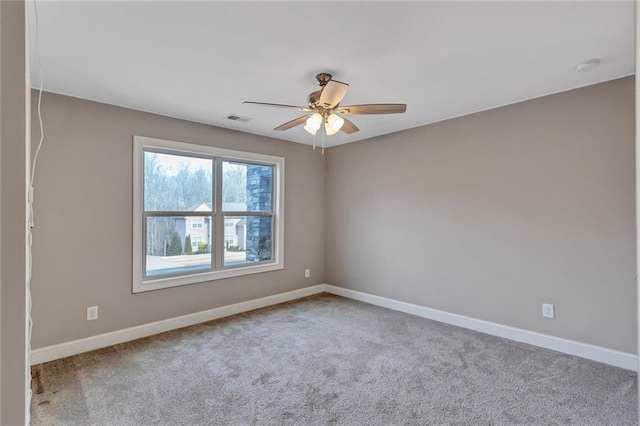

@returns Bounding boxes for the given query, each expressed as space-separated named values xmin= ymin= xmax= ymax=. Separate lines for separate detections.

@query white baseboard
xmin=30 ymin=284 xmax=325 ymax=366
xmin=324 ymin=284 xmax=638 ymax=371
xmin=32 ymin=283 xmax=638 ymax=372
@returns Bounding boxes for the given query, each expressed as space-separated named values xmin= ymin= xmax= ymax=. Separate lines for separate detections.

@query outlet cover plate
xmin=87 ymin=306 xmax=98 ymax=321
xmin=542 ymin=303 xmax=554 ymax=319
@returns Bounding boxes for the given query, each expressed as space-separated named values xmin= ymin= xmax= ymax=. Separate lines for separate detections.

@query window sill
xmin=133 ymin=261 xmax=284 ymax=293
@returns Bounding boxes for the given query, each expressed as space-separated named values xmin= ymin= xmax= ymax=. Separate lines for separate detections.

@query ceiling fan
xmin=243 ymin=72 xmax=407 ymax=137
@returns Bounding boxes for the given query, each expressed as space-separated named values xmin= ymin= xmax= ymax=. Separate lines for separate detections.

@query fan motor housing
xmin=307 ymin=91 xmax=321 ymax=109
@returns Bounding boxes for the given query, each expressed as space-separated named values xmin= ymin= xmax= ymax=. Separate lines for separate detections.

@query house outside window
xmin=133 ymin=136 xmax=284 ymax=293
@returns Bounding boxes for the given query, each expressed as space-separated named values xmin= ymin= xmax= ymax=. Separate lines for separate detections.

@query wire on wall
xmin=27 ymin=0 xmax=45 ymax=422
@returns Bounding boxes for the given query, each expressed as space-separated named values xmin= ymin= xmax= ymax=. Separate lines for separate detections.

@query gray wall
xmin=1 ymin=0 xmax=29 ymax=424
xmin=326 ymin=77 xmax=636 ymax=354
xmin=30 ymin=92 xmax=325 ymax=349
xmin=31 ymin=77 xmax=637 ymax=357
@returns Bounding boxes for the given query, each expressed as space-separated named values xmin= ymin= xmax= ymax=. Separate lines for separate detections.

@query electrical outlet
xmin=305 ymin=268 xmax=310 ymax=278
xmin=542 ymin=303 xmax=554 ymax=319
xmin=87 ymin=306 xmax=98 ymax=321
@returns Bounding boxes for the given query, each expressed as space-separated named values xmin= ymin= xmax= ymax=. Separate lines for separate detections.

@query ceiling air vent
xmin=224 ymin=113 xmax=253 ymax=123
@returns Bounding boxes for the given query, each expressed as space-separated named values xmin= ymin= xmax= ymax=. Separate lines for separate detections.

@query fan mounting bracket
xmin=315 ymin=72 xmax=333 ymax=87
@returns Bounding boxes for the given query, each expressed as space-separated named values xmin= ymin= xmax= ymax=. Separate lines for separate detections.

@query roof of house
xmin=190 ymin=202 xmax=212 ymax=212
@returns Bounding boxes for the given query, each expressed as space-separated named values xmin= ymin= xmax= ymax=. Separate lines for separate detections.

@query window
xmin=191 ymin=236 xmax=203 ymax=248
xmin=133 ymin=136 xmax=284 ymax=293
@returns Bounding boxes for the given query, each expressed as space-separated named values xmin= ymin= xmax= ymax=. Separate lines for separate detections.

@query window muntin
xmin=133 ymin=136 xmax=284 ymax=293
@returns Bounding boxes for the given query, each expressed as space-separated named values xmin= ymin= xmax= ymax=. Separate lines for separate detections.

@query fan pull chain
xmin=313 ymin=131 xmax=316 ymax=150
xmin=322 ymin=116 xmax=326 ymax=155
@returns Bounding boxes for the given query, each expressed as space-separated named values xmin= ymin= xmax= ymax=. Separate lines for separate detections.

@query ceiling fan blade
xmin=336 ymin=104 xmax=407 ymax=115
xmin=274 ymin=115 xmax=308 ymax=131
xmin=319 ymin=80 xmax=349 ymax=109
xmin=340 ymin=118 xmax=359 ymax=134
xmin=243 ymin=101 xmax=312 ymax=112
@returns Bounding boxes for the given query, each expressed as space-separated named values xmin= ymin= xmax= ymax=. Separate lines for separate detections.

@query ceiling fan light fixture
xmin=303 ymin=124 xmax=317 ymax=135
xmin=324 ymin=123 xmax=339 ymax=136
xmin=305 ymin=113 xmax=322 ymax=131
xmin=326 ymin=113 xmax=344 ymax=134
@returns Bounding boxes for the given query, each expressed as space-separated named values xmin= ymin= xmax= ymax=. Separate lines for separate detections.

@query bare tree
xmin=144 ymin=153 xmax=213 ymax=255
xmin=223 ymin=162 xmax=247 ymax=204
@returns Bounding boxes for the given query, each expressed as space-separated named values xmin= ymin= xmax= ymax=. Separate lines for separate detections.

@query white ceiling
xmin=29 ymin=1 xmax=635 ymax=148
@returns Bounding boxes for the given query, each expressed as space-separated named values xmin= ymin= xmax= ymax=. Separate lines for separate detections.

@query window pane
xmin=222 ymin=161 xmax=272 ymax=212
xmin=145 ymin=216 xmax=212 ymax=277
xmin=144 ymin=151 xmax=212 ymax=212
xmin=223 ymin=215 xmax=272 ymax=266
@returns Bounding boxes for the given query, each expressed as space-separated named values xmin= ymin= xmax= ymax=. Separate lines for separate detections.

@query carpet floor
xmin=31 ymin=293 xmax=637 ymax=425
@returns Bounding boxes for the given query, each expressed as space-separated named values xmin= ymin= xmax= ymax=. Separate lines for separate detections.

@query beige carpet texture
xmin=31 ymin=294 xmax=637 ymax=425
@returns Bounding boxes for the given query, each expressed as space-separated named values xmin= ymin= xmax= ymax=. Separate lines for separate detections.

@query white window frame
xmin=133 ymin=135 xmax=285 ymax=293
